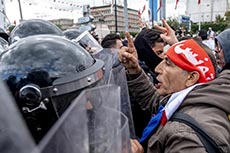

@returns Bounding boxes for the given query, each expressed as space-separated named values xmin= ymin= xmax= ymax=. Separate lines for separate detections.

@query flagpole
xmin=124 ymin=0 xmax=128 ymax=32
xmin=18 ymin=0 xmax=23 ymax=20
xmin=115 ymin=0 xmax=118 ymax=33
xmin=152 ymin=0 xmax=154 ymax=26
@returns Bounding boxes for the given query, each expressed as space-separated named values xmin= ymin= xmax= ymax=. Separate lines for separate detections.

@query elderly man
xmin=121 ymin=20 xmax=230 ymax=153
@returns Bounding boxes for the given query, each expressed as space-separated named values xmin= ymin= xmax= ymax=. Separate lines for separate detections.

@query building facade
xmin=49 ymin=18 xmax=74 ymax=30
xmin=186 ymin=0 xmax=230 ymax=23
xmin=91 ymin=4 xmax=140 ymax=33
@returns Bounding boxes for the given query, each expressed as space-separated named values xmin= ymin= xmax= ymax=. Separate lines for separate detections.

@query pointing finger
xmin=162 ymin=19 xmax=173 ymax=31
xmin=154 ymin=24 xmax=167 ymax=33
xmin=125 ymin=32 xmax=134 ymax=48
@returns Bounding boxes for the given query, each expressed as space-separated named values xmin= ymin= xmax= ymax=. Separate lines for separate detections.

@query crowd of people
xmin=0 ymin=18 xmax=230 ymax=153
xmin=120 ymin=20 xmax=230 ymax=153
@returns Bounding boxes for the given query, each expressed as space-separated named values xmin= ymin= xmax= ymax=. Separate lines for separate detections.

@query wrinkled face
xmin=114 ymin=39 xmax=123 ymax=49
xmin=152 ymin=42 xmax=165 ymax=59
xmin=215 ymin=41 xmax=225 ymax=69
xmin=154 ymin=56 xmax=189 ymax=96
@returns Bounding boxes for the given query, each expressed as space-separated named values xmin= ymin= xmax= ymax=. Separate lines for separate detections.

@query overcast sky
xmin=4 ymin=0 xmax=187 ymax=24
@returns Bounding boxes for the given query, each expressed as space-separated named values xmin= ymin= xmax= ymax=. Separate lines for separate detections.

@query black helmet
xmin=0 ymin=35 xmax=104 ymax=143
xmin=63 ymin=29 xmax=81 ymax=40
xmin=8 ymin=19 xmax=64 ymax=45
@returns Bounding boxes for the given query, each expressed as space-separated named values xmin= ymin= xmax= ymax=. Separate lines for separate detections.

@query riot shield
xmin=0 ymin=37 xmax=8 ymax=54
xmin=110 ymin=62 xmax=136 ymax=138
xmin=37 ymin=84 xmax=131 ymax=153
xmin=93 ymin=49 xmax=136 ymax=138
xmin=0 ymin=80 xmax=36 ymax=153
xmin=93 ymin=49 xmax=114 ymax=85
xmin=73 ymin=31 xmax=103 ymax=54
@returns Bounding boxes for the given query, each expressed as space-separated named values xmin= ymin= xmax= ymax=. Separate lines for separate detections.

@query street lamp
xmin=18 ymin=0 xmax=23 ymax=20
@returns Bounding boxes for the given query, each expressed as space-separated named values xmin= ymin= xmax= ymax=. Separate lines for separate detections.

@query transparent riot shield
xmin=73 ymin=31 xmax=103 ymax=54
xmin=0 ymin=80 xmax=36 ymax=153
xmin=0 ymin=37 xmax=8 ymax=54
xmin=37 ymin=84 xmax=131 ymax=153
xmin=93 ymin=49 xmax=114 ymax=85
xmin=110 ymin=62 xmax=136 ymax=138
xmin=93 ymin=49 xmax=136 ymax=138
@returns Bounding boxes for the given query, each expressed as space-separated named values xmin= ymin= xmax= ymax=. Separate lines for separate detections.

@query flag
xmin=139 ymin=84 xmax=198 ymax=143
xmin=138 ymin=9 xmax=141 ymax=18
xmin=198 ymin=0 xmax=201 ymax=4
xmin=157 ymin=0 xmax=163 ymax=12
xmin=141 ymin=4 xmax=146 ymax=14
xmin=175 ymin=0 xmax=179 ymax=9
xmin=138 ymin=3 xmax=146 ymax=17
xmin=139 ymin=105 xmax=164 ymax=143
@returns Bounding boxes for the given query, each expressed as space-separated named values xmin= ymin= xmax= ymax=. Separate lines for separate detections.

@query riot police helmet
xmin=0 ymin=34 xmax=104 ymax=143
xmin=8 ymin=19 xmax=64 ymax=45
xmin=63 ymin=29 xmax=81 ymax=40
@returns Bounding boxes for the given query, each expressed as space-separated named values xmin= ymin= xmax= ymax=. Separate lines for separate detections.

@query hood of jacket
xmin=215 ymin=29 xmax=230 ymax=66
xmin=134 ymin=28 xmax=162 ymax=72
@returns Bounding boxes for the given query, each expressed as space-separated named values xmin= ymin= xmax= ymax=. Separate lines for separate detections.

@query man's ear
xmin=186 ymin=71 xmax=200 ymax=87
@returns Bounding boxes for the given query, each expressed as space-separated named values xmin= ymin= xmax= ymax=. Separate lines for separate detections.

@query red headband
xmin=166 ymin=39 xmax=215 ymax=83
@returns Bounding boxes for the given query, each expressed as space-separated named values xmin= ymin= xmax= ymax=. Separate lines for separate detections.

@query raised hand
xmin=154 ymin=19 xmax=178 ymax=45
xmin=118 ymin=32 xmax=141 ymax=74
xmin=138 ymin=18 xmax=149 ymax=29
xmin=138 ymin=17 xmax=145 ymax=29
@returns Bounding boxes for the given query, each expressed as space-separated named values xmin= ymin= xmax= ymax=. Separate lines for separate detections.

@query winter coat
xmin=127 ymin=69 xmax=230 ymax=153
xmin=131 ymin=28 xmax=163 ymax=138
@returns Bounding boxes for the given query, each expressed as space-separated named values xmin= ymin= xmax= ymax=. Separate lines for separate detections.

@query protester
xmin=207 ymin=27 xmax=215 ymax=39
xmin=136 ymin=28 xmax=165 ymax=60
xmin=214 ymin=28 xmax=230 ymax=71
xmin=120 ymin=19 xmax=230 ymax=152
xmin=131 ymin=28 xmax=164 ymax=138
xmin=176 ymin=26 xmax=186 ymax=38
xmin=101 ymin=33 xmax=123 ymax=49
xmin=198 ymin=29 xmax=215 ymax=51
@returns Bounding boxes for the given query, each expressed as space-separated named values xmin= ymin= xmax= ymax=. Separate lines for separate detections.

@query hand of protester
xmin=130 ymin=139 xmax=144 ymax=153
xmin=154 ymin=19 xmax=178 ymax=45
xmin=138 ymin=18 xmax=149 ymax=29
xmin=138 ymin=18 xmax=145 ymax=29
xmin=118 ymin=32 xmax=141 ymax=74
